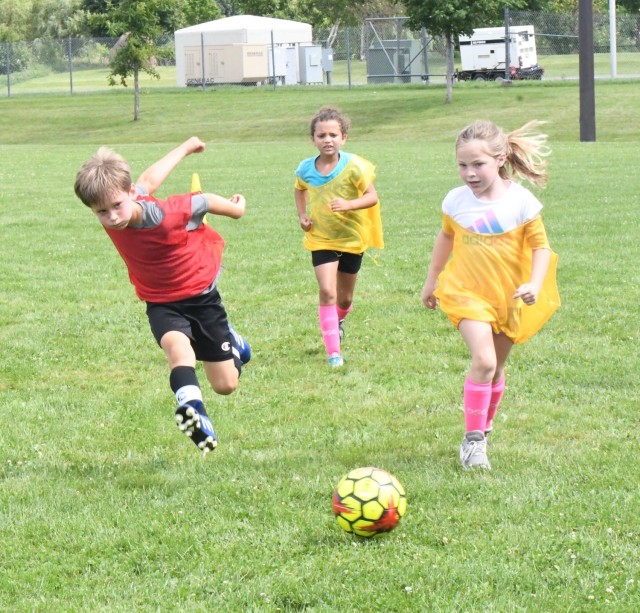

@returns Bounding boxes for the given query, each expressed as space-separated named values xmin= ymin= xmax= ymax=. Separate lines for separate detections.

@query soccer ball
xmin=332 ymin=466 xmax=407 ymax=537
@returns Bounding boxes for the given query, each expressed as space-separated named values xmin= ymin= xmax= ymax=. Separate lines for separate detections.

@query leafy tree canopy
xmin=232 ymin=0 xmax=401 ymax=28
xmin=0 ymin=0 xmax=84 ymax=41
xmin=403 ymin=0 xmax=526 ymax=38
xmin=81 ymin=0 xmax=220 ymax=36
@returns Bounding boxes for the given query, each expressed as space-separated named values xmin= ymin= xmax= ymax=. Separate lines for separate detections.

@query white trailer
xmin=457 ymin=25 xmax=544 ymax=81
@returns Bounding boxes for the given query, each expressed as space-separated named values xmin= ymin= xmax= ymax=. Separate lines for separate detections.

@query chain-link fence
xmin=2 ymin=11 xmax=639 ymax=96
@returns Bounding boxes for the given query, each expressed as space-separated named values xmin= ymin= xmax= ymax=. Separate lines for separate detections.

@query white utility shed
xmin=174 ymin=15 xmax=313 ymax=86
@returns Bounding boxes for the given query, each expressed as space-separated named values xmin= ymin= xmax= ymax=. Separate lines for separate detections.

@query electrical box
xmin=366 ymin=39 xmax=424 ymax=84
xmin=298 ymin=45 xmax=323 ymax=84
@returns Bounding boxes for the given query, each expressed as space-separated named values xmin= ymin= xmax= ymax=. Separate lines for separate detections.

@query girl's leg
xmin=336 ymin=270 xmax=357 ymax=339
xmin=492 ymin=331 xmax=513 ymax=383
xmin=458 ymin=319 xmax=495 ymax=435
xmin=336 ymin=270 xmax=358 ymax=316
xmin=314 ymin=262 xmax=341 ymax=357
xmin=456 ymin=320 xmax=495 ymax=468
xmin=485 ymin=332 xmax=513 ymax=434
xmin=457 ymin=319 xmax=496 ymax=431
xmin=458 ymin=319 xmax=498 ymax=383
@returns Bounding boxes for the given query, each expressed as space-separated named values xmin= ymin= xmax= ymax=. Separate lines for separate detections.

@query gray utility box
xmin=367 ymin=39 xmax=423 ymax=84
xmin=298 ymin=45 xmax=323 ymax=84
xmin=322 ymin=48 xmax=334 ymax=72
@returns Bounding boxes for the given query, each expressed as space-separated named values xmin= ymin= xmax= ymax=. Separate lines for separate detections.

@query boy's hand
xmin=185 ymin=136 xmax=206 ymax=155
xmin=230 ymin=194 xmax=246 ymax=216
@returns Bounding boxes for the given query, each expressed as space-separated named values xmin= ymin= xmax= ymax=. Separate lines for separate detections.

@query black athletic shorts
xmin=146 ymin=288 xmax=234 ymax=363
xmin=311 ymin=250 xmax=363 ymax=274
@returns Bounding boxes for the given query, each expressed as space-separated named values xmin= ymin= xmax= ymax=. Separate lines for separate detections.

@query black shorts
xmin=311 ymin=250 xmax=363 ymax=274
xmin=146 ymin=288 xmax=233 ymax=363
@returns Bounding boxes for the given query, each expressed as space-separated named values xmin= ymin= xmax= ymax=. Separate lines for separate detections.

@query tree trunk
xmin=445 ymin=34 xmax=454 ymax=104
xmin=327 ymin=21 xmax=340 ymax=48
xmin=134 ymin=67 xmax=140 ymax=121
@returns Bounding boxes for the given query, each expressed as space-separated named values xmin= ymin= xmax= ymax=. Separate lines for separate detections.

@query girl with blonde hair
xmin=422 ymin=120 xmax=560 ymax=470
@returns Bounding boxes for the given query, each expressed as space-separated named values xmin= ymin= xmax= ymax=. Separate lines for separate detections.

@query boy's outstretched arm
xmin=206 ymin=193 xmax=246 ymax=219
xmin=136 ymin=136 xmax=205 ymax=195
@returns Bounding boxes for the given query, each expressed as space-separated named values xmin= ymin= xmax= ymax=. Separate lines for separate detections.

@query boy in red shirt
xmin=74 ymin=137 xmax=250 ymax=455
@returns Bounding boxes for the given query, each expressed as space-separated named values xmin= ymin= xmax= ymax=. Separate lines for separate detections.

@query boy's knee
xmin=211 ymin=376 xmax=238 ymax=396
xmin=204 ymin=357 xmax=241 ymax=395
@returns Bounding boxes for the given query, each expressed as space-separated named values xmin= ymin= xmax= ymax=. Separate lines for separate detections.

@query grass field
xmin=1 ymin=81 xmax=639 ymax=611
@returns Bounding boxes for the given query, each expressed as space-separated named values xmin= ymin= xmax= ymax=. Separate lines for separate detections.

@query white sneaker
xmin=459 ymin=430 xmax=491 ymax=470
xmin=327 ymin=353 xmax=344 ymax=367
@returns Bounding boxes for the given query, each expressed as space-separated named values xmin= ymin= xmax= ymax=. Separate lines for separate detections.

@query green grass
xmin=1 ymin=79 xmax=639 ymax=144
xmin=1 ymin=82 xmax=639 ymax=611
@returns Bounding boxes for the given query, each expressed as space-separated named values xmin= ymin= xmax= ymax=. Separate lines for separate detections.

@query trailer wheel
xmin=472 ymin=74 xmax=486 ymax=81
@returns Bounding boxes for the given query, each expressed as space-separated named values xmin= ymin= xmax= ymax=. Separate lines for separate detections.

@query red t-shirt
xmin=105 ymin=193 xmax=224 ymax=302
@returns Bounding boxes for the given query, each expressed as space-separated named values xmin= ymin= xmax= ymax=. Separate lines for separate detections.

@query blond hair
xmin=74 ymin=147 xmax=133 ymax=207
xmin=456 ymin=120 xmax=551 ymax=188
xmin=309 ymin=106 xmax=350 ymax=138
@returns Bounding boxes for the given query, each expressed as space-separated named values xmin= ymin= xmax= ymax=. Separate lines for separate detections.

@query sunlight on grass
xmin=0 ymin=84 xmax=639 ymax=610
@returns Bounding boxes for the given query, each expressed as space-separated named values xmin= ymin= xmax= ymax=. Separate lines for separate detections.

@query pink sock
xmin=463 ymin=377 xmax=492 ymax=433
xmin=337 ymin=304 xmax=353 ymax=322
xmin=319 ymin=305 xmax=340 ymax=356
xmin=485 ymin=375 xmax=505 ymax=432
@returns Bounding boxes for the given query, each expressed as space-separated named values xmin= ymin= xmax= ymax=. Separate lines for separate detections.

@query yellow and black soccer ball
xmin=332 ymin=467 xmax=407 ymax=538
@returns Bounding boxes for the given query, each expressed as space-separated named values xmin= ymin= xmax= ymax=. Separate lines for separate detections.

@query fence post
xmin=609 ymin=0 xmax=617 ymax=77
xmin=200 ymin=32 xmax=206 ymax=91
xmin=421 ymin=28 xmax=429 ymax=85
xmin=5 ymin=42 xmax=10 ymax=98
xmin=270 ymin=30 xmax=277 ymax=89
xmin=68 ymin=37 xmax=74 ymax=95
xmin=504 ymin=7 xmax=511 ymax=80
xmin=579 ymin=0 xmax=596 ymax=141
xmin=346 ymin=27 xmax=352 ymax=89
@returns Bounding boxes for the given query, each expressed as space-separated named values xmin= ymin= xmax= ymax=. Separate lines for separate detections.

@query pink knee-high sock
xmin=463 ymin=377 xmax=492 ymax=433
xmin=337 ymin=304 xmax=353 ymax=322
xmin=319 ymin=305 xmax=340 ymax=356
xmin=485 ymin=375 xmax=505 ymax=432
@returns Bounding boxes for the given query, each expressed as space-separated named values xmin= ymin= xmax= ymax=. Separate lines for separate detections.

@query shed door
xmin=207 ymin=49 xmax=225 ymax=79
xmin=184 ymin=47 xmax=200 ymax=81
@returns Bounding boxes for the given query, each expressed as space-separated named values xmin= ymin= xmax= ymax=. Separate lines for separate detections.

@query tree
xmin=82 ymin=0 xmax=221 ymax=36
xmin=403 ymin=0 xmax=524 ymax=103
xmin=0 ymin=0 xmax=84 ymax=41
xmin=102 ymin=0 xmax=178 ymax=121
xmin=231 ymin=0 xmax=386 ymax=28
xmin=181 ymin=0 xmax=221 ymax=25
